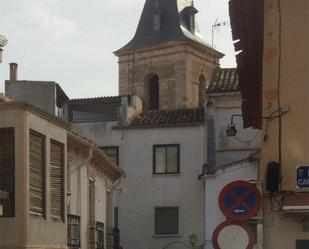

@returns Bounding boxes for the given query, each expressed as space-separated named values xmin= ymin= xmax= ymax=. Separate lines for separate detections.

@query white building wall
xmin=71 ymin=122 xmax=206 ymax=249
xmin=68 ymin=152 xmax=108 ymax=249
xmin=208 ymin=94 xmax=261 ymax=166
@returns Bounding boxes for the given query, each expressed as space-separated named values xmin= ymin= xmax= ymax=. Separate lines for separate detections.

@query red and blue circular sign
xmin=219 ymin=180 xmax=261 ymax=221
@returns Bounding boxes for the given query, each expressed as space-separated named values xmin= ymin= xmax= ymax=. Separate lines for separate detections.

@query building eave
xmin=0 ymin=101 xmax=70 ymax=129
xmin=67 ymin=132 xmax=125 ymax=182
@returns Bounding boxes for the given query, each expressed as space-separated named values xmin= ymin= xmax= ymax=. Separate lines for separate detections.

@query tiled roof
xmin=127 ymin=108 xmax=204 ymax=128
xmin=206 ymin=68 xmax=240 ymax=94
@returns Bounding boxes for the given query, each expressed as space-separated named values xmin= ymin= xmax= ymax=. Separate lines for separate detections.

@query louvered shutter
xmin=0 ymin=128 xmax=15 ymax=217
xmin=29 ymin=130 xmax=45 ymax=217
xmin=50 ymin=139 xmax=64 ymax=221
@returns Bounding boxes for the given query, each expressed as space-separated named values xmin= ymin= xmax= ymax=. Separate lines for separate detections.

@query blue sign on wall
xmin=297 ymin=165 xmax=309 ymax=188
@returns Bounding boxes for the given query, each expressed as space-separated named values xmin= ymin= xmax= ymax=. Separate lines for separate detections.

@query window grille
xmin=96 ymin=222 xmax=104 ymax=249
xmin=67 ymin=214 xmax=81 ymax=248
xmin=107 ymin=227 xmax=120 ymax=249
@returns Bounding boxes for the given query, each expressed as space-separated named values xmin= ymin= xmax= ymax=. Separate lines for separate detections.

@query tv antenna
xmin=211 ymin=19 xmax=229 ymax=48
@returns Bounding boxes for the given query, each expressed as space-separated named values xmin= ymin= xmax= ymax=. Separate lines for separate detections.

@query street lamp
xmin=226 ymin=114 xmax=242 ymax=137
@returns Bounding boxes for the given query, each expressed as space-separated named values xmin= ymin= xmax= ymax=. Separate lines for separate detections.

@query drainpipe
xmin=76 ymin=147 xmax=93 ymax=215
xmin=199 ymin=96 xmax=217 ymax=249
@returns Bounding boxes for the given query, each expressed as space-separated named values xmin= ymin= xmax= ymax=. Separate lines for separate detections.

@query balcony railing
xmin=96 ymin=222 xmax=105 ymax=249
xmin=107 ymin=228 xmax=121 ymax=249
xmin=68 ymin=214 xmax=81 ymax=248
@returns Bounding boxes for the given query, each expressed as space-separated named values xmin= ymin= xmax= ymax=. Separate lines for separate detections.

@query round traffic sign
xmin=212 ymin=221 xmax=255 ymax=249
xmin=219 ymin=180 xmax=261 ymax=221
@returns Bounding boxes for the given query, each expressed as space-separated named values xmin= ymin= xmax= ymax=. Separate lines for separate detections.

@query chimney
xmin=9 ymin=63 xmax=18 ymax=81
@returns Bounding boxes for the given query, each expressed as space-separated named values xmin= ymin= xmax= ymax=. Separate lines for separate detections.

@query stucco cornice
xmin=0 ymin=101 xmax=70 ymax=129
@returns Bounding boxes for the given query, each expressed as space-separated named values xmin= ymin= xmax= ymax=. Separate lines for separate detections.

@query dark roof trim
xmin=69 ymin=96 xmax=122 ymax=105
xmin=113 ymin=122 xmax=203 ymax=130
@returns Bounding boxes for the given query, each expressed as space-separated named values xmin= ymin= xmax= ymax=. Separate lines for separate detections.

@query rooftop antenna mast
xmin=211 ymin=19 xmax=228 ymax=48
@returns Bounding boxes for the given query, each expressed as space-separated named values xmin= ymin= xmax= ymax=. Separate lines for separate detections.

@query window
xmin=153 ymin=144 xmax=180 ymax=174
xmin=155 ymin=207 xmax=179 ymax=235
xmin=50 ymin=139 xmax=65 ymax=222
xmin=89 ymin=178 xmax=96 ymax=249
xmin=296 ymin=240 xmax=309 ymax=249
xmin=153 ymin=13 xmax=161 ymax=31
xmin=29 ymin=130 xmax=45 ymax=218
xmin=148 ymin=74 xmax=159 ymax=110
xmin=67 ymin=214 xmax=81 ymax=248
xmin=199 ymin=75 xmax=206 ymax=107
xmin=96 ymin=222 xmax=104 ymax=249
xmin=101 ymin=146 xmax=119 ymax=165
xmin=0 ymin=128 xmax=15 ymax=217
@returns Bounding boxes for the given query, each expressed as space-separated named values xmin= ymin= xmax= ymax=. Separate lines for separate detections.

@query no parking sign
xmin=218 ymin=180 xmax=261 ymax=222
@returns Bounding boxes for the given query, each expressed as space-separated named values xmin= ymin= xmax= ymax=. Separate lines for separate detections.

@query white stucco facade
xmin=71 ymin=122 xmax=207 ymax=249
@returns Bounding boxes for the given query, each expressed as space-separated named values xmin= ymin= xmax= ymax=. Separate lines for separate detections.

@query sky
xmin=0 ymin=0 xmax=236 ymax=98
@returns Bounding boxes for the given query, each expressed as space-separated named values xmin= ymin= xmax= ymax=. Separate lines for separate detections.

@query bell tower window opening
xmin=189 ymin=14 xmax=195 ymax=33
xmin=153 ymin=13 xmax=161 ymax=31
xmin=199 ymin=75 xmax=206 ymax=107
xmin=148 ymin=74 xmax=159 ymax=110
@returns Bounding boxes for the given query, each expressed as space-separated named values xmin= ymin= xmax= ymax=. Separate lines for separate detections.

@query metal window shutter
xmin=50 ymin=140 xmax=64 ymax=221
xmin=29 ymin=130 xmax=45 ymax=217
xmin=0 ymin=128 xmax=15 ymax=217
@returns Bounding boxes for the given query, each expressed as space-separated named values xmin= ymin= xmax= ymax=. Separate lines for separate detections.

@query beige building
xmin=230 ymin=0 xmax=309 ymax=248
xmin=0 ymin=101 xmax=124 ymax=249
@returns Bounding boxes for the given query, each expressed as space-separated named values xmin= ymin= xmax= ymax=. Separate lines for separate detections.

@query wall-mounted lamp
xmin=66 ymin=191 xmax=72 ymax=207
xmin=226 ymin=114 xmax=242 ymax=137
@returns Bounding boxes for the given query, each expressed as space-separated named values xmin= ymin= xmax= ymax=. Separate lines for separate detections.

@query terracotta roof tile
xmin=207 ymin=68 xmax=240 ymax=94
xmin=128 ymin=107 xmax=204 ymax=128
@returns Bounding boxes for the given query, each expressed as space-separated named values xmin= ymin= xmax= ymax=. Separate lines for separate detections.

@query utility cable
xmin=277 ymin=0 xmax=283 ymax=189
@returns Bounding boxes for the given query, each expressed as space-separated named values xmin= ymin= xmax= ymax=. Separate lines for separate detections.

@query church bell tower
xmin=114 ymin=0 xmax=223 ymax=110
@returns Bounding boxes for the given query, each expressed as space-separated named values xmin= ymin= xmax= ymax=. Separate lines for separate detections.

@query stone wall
xmin=117 ymin=41 xmax=220 ymax=110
